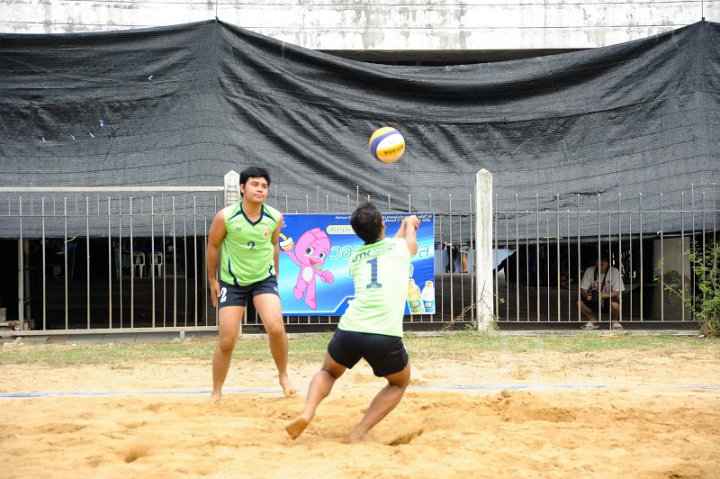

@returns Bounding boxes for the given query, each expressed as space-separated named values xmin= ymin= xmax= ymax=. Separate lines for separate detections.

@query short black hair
xmin=597 ymin=246 xmax=611 ymax=262
xmin=350 ymin=201 xmax=383 ymax=244
xmin=240 ymin=166 xmax=271 ymax=188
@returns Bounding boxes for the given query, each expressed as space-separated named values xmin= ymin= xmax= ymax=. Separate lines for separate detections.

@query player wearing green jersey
xmin=207 ymin=166 xmax=296 ymax=401
xmin=286 ymin=202 xmax=419 ymax=443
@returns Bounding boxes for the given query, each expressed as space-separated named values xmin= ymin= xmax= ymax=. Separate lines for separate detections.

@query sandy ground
xmin=1 ymin=345 xmax=719 ymax=479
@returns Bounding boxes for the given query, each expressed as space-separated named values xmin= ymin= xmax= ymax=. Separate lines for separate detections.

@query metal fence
xmin=493 ymin=187 xmax=719 ymax=328
xmin=0 ymin=179 xmax=717 ymax=335
xmin=1 ymin=187 xmax=223 ymax=333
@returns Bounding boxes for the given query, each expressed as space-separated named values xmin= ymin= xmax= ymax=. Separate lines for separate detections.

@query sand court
xmin=1 ymin=350 xmax=719 ymax=478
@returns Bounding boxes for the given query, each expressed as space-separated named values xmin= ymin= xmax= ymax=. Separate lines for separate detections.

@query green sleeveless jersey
xmin=220 ymin=202 xmax=280 ymax=286
xmin=338 ymin=237 xmax=411 ymax=338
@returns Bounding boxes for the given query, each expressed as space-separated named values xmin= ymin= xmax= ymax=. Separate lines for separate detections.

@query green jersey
xmin=220 ymin=202 xmax=280 ymax=286
xmin=338 ymin=237 xmax=411 ymax=338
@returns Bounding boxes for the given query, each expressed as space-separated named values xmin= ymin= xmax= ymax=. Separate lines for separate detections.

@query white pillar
xmin=224 ymin=170 xmax=240 ymax=207
xmin=17 ymin=238 xmax=24 ymax=327
xmin=475 ymin=169 xmax=494 ymax=331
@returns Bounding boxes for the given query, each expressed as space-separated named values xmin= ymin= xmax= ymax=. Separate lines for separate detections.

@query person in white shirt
xmin=578 ymin=251 xmax=625 ymax=330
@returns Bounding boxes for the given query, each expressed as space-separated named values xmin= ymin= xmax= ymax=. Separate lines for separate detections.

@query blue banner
xmin=278 ymin=213 xmax=435 ymax=316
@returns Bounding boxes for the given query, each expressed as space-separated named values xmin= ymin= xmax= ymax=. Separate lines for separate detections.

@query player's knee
xmin=390 ymin=377 xmax=410 ymax=390
xmin=264 ymin=320 xmax=286 ymax=338
xmin=217 ymin=335 xmax=236 ymax=353
xmin=321 ymin=365 xmax=342 ymax=380
xmin=387 ymin=368 xmax=411 ymax=389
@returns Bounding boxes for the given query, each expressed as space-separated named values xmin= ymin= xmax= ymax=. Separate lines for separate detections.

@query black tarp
xmin=1 ymin=20 xmax=719 ymax=239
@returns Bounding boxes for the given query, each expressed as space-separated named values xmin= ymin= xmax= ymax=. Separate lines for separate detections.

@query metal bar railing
xmin=2 ymin=188 xmax=221 ymax=334
xmin=1 ymin=182 xmax=718 ymax=334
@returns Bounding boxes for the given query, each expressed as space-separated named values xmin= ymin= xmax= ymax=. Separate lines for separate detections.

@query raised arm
xmin=394 ymin=215 xmax=420 ymax=256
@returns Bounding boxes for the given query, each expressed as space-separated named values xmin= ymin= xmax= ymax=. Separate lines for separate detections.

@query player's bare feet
xmin=210 ymin=391 xmax=222 ymax=403
xmin=346 ymin=432 xmax=368 ymax=444
xmin=280 ymin=374 xmax=297 ymax=396
xmin=285 ymin=417 xmax=309 ymax=439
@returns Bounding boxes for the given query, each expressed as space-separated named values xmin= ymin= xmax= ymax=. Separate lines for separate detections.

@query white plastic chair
xmin=133 ymin=252 xmax=145 ymax=277
xmin=152 ymin=252 xmax=164 ymax=277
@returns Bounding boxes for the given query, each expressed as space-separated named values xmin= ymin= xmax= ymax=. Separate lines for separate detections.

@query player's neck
xmin=365 ymin=233 xmax=385 ymax=245
xmin=241 ymin=198 xmax=263 ymax=217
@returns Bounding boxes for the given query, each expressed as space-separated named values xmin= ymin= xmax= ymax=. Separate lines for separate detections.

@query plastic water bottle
xmin=421 ymin=280 xmax=435 ymax=313
xmin=407 ymin=279 xmax=424 ymax=314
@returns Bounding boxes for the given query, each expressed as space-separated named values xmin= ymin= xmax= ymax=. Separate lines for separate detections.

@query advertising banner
xmin=279 ymin=213 xmax=435 ymax=316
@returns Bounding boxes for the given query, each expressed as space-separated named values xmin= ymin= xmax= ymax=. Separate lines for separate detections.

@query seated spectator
xmin=578 ymin=250 xmax=625 ymax=330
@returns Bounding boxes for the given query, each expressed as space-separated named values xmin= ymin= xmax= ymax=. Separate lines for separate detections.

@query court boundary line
xmin=1 ymin=384 xmax=718 ymax=398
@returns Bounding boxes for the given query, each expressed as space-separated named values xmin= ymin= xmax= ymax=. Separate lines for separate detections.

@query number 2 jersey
xmin=220 ymin=202 xmax=280 ymax=286
xmin=338 ymin=237 xmax=411 ymax=338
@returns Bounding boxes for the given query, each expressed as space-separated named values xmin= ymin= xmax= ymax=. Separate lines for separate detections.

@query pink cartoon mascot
xmin=280 ymin=228 xmax=334 ymax=310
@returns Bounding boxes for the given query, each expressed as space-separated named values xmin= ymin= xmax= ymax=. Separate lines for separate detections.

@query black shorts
xmin=218 ymin=277 xmax=279 ymax=308
xmin=328 ymin=328 xmax=409 ymax=377
xmin=582 ymin=296 xmax=615 ymax=313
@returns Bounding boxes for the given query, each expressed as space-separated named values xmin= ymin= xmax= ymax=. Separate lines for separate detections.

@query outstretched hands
xmin=405 ymin=215 xmax=420 ymax=230
xmin=396 ymin=215 xmax=420 ymax=256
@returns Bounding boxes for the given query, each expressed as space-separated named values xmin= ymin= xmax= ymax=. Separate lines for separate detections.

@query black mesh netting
xmin=1 ymin=20 xmax=719 ymax=240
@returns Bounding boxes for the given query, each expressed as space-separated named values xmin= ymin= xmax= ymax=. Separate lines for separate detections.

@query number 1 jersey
xmin=338 ymin=237 xmax=411 ymax=338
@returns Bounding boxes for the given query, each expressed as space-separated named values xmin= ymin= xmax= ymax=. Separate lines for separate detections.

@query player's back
xmin=338 ymin=237 xmax=411 ymax=337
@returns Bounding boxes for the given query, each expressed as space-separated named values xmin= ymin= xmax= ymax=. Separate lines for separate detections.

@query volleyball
xmin=369 ymin=127 xmax=406 ymax=163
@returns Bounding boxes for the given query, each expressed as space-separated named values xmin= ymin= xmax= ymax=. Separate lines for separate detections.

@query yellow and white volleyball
xmin=369 ymin=126 xmax=406 ymax=163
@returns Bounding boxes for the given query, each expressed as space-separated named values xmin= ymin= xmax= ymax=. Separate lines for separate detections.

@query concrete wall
xmin=1 ymin=0 xmax=717 ymax=51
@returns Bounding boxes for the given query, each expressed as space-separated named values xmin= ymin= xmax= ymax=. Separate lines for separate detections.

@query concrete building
xmin=2 ymin=0 xmax=718 ymax=61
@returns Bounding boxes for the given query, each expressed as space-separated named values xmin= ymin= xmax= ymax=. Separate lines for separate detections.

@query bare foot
xmin=280 ymin=375 xmax=298 ymax=397
xmin=285 ymin=417 xmax=309 ymax=440
xmin=346 ymin=432 xmax=367 ymax=444
xmin=210 ymin=391 xmax=222 ymax=403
